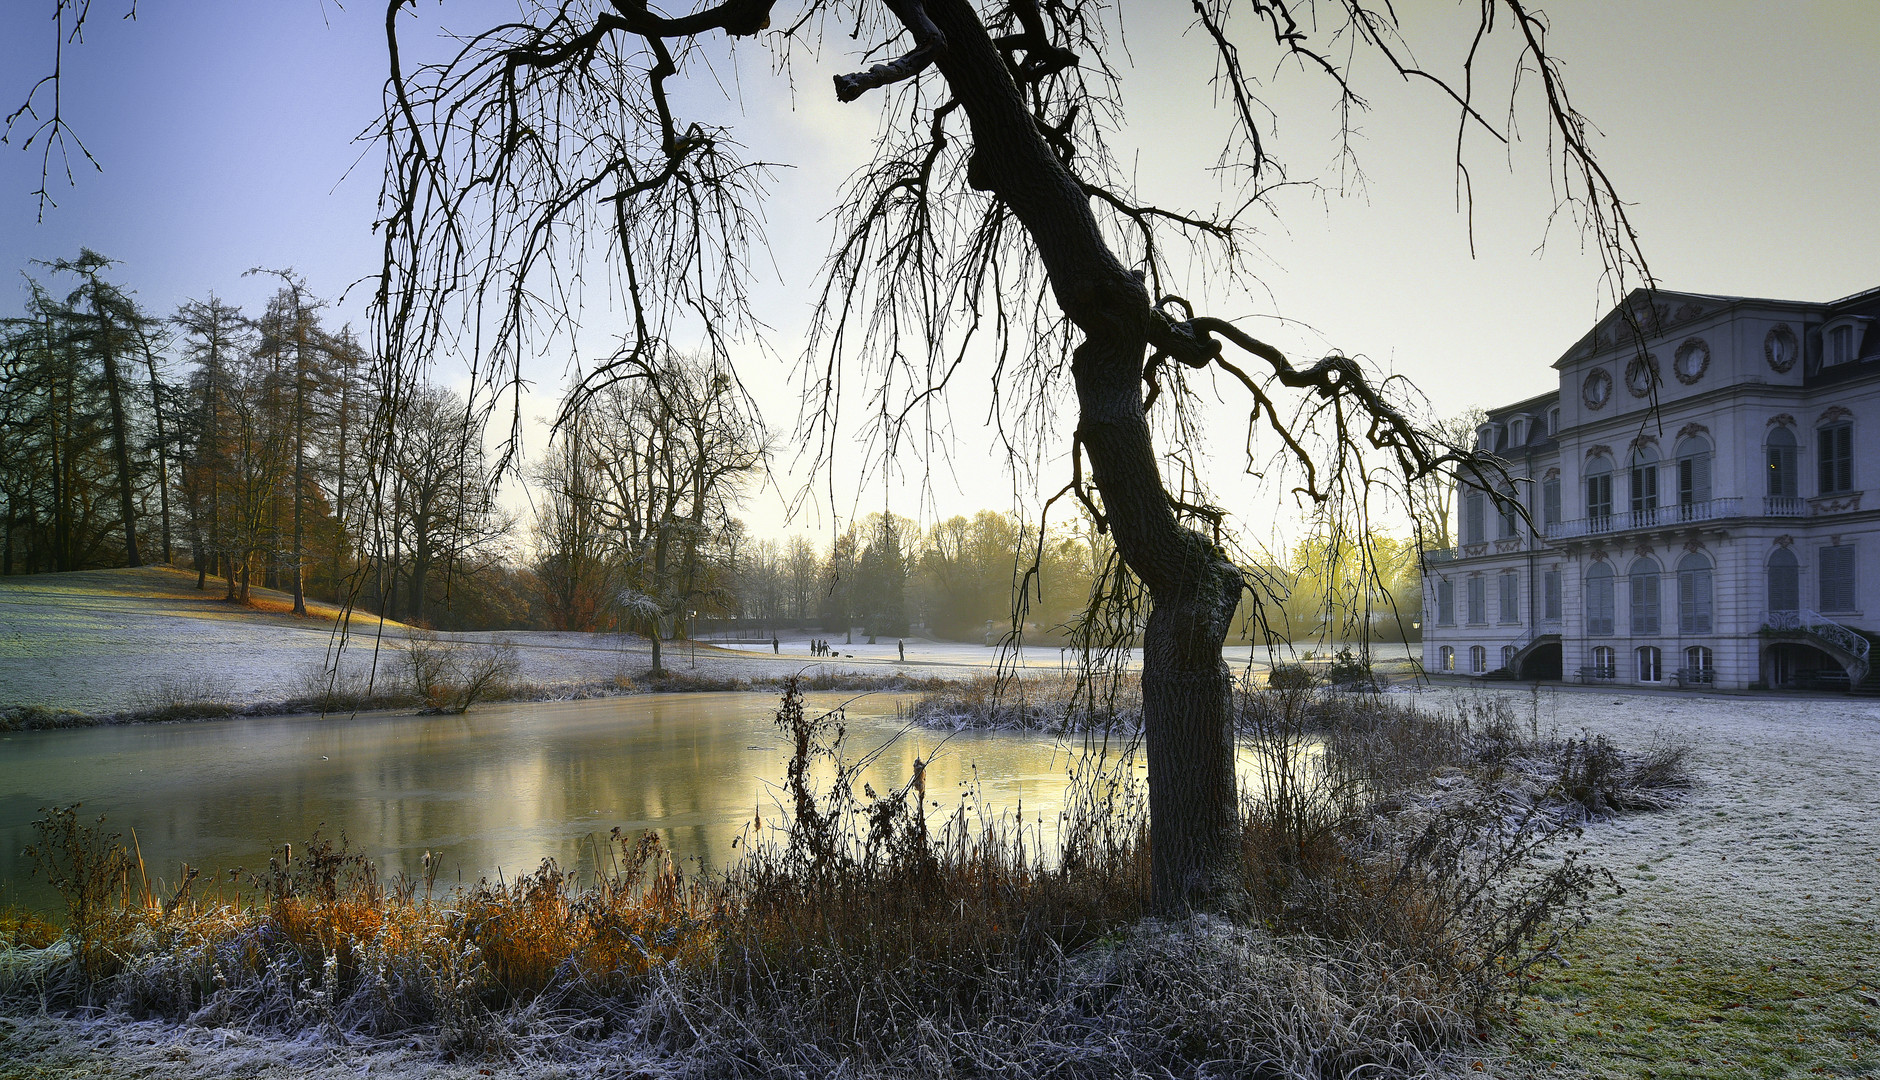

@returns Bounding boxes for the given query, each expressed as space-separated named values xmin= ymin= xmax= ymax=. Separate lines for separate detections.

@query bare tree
xmin=377 ymin=1 xmax=1644 ymax=911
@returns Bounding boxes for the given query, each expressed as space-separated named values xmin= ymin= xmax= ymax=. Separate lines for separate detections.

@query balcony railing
xmin=1547 ymin=497 xmax=1743 ymax=540
xmin=1764 ymin=496 xmax=1806 ymax=516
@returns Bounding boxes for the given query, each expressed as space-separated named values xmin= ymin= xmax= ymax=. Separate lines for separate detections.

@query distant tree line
xmin=0 ymin=251 xmax=508 ymax=624
xmin=0 ymin=252 xmax=1431 ymax=644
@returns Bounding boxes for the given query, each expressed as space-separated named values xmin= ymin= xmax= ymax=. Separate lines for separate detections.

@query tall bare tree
xmin=378 ymin=1 xmax=1644 ymax=911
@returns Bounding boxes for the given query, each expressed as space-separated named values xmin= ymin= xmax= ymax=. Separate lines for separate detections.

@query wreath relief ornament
xmin=1673 ymin=337 xmax=1710 ymax=384
xmin=1582 ymin=367 xmax=1613 ymax=410
xmin=1765 ymin=323 xmax=1799 ymax=374
xmin=1625 ymin=353 xmax=1660 ymax=397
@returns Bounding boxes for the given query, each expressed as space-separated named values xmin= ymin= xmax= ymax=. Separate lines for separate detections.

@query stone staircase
xmin=1856 ymin=630 xmax=1880 ymax=695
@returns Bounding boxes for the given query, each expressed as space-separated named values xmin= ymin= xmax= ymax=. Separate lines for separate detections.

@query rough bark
xmin=917 ymin=0 xmax=1244 ymax=911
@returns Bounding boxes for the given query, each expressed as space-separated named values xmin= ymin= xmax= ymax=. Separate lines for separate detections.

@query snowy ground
xmin=0 ymin=566 xmax=1398 ymax=717
xmin=0 ymin=567 xmax=1066 ymax=716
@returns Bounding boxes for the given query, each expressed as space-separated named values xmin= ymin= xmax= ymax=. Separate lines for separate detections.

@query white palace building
xmin=1422 ymin=285 xmax=1879 ymax=692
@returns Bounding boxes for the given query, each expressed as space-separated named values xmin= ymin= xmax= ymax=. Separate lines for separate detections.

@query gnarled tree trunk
xmin=921 ymin=0 xmax=1244 ymax=911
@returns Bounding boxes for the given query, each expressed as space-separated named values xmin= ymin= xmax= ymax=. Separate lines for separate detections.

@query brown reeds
xmin=2 ymin=680 xmax=1685 ymax=1077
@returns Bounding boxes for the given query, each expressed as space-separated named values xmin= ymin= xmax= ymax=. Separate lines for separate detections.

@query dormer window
xmin=1476 ymin=423 xmax=1499 ymax=452
xmin=1509 ymin=416 xmax=1528 ymax=446
xmin=1823 ymin=318 xmax=1870 ymax=367
xmin=1548 ymin=407 xmax=1560 ymax=436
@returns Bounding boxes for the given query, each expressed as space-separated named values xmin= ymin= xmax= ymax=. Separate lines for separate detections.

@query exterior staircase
xmin=1762 ymin=610 xmax=1874 ymax=692
xmin=1856 ymin=630 xmax=1880 ymax=695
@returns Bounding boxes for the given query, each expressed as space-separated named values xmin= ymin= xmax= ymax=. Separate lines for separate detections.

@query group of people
xmin=809 ymin=639 xmax=836 ymax=657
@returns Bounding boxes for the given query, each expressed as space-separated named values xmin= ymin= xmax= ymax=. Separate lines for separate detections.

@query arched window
xmin=1628 ymin=557 xmax=1662 ymax=635
xmin=1591 ymin=645 xmax=1616 ymax=679
xmin=1767 ymin=547 xmax=1799 ymax=614
xmin=1585 ymin=457 xmax=1614 ymax=524
xmin=1501 ymin=644 xmax=1517 ymax=670
xmin=1676 ymin=435 xmax=1713 ymax=516
xmin=1585 ymin=562 xmax=1616 ymax=636
xmin=1765 ymin=426 xmax=1799 ymax=506
xmin=1678 ymin=552 xmax=1714 ymax=634
xmin=1470 ymin=645 xmax=1488 ymax=674
xmin=1683 ymin=646 xmax=1713 ymax=685
xmin=1629 ymin=445 xmax=1659 ymax=520
xmin=1440 ymin=646 xmax=1455 ymax=672
xmin=1636 ymin=645 xmax=1662 ymax=683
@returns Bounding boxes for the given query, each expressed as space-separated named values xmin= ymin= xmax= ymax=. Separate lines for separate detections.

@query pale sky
xmin=3 ymin=1 xmax=1875 ymax=555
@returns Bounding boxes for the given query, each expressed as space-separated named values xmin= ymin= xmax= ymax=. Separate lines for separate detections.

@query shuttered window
xmin=1544 ymin=570 xmax=1562 ymax=621
xmin=1766 ymin=428 xmax=1798 ymax=497
xmin=1629 ymin=559 xmax=1661 ymax=635
xmin=1467 ymin=577 xmax=1487 ymax=624
xmin=1586 ymin=470 xmax=1612 ymax=521
xmin=1676 ymin=436 xmax=1712 ymax=511
xmin=1678 ymin=553 xmax=1714 ymax=634
xmin=1437 ymin=579 xmax=1455 ymax=625
xmin=1498 ymin=572 xmax=1519 ymax=623
xmin=1818 ymin=424 xmax=1853 ymax=494
xmin=1542 ymin=477 xmax=1561 ymax=531
xmin=1585 ymin=563 xmax=1615 ymax=636
xmin=1464 ymin=491 xmax=1486 ymax=544
xmin=1767 ymin=548 xmax=1799 ymax=613
xmin=1819 ymin=545 xmax=1857 ymax=612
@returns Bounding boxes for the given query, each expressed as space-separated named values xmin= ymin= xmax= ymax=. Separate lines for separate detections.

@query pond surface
xmin=1 ymin=692 xmax=1181 ymax=912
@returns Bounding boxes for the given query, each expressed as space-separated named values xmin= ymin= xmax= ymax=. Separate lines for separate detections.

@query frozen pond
xmin=0 ymin=691 xmax=1164 ymax=911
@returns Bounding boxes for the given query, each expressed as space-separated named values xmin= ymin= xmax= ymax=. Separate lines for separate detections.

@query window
xmin=1767 ymin=548 xmax=1799 ymax=613
xmin=1497 ymin=487 xmax=1518 ymax=539
xmin=1826 ymin=324 xmax=1855 ymax=366
xmin=1470 ymin=645 xmax=1488 ymax=674
xmin=1766 ymin=427 xmax=1798 ymax=498
xmin=1501 ymin=644 xmax=1517 ymax=670
xmin=1684 ymin=646 xmax=1713 ymax=679
xmin=1629 ymin=557 xmax=1661 ymax=635
xmin=1678 ymin=552 xmax=1714 ymax=634
xmin=1820 ymin=544 xmax=1857 ymax=612
xmin=1548 ymin=407 xmax=1561 ymax=435
xmin=1585 ymin=562 xmax=1616 ymax=636
xmin=1464 ymin=491 xmax=1486 ymax=544
xmin=1440 ymin=646 xmax=1455 ymax=672
xmin=1542 ymin=476 xmax=1561 ymax=532
xmin=1676 ymin=435 xmax=1712 ymax=514
xmin=1437 ymin=579 xmax=1456 ymax=625
xmin=1818 ymin=423 xmax=1853 ymax=494
xmin=1591 ymin=645 xmax=1616 ymax=677
xmin=1543 ymin=569 xmax=1562 ymax=621
xmin=1586 ymin=461 xmax=1613 ymax=523
xmin=1510 ymin=418 xmax=1528 ymax=446
xmin=1467 ymin=576 xmax=1487 ymax=624
xmin=1630 ymin=447 xmax=1659 ymax=517
xmin=1636 ymin=645 xmax=1662 ymax=683
xmin=1498 ymin=571 xmax=1519 ymax=623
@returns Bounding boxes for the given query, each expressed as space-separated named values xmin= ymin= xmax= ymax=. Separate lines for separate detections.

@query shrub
xmin=4 ymin=683 xmax=1667 ymax=1077
xmin=1266 ymin=662 xmax=1316 ymax=690
xmin=400 ymin=631 xmax=521 ymax=714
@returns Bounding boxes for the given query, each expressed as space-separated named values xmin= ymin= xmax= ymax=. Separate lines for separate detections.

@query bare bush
xmin=398 ymin=631 xmax=521 ymax=714
xmin=128 ymin=675 xmax=238 ymax=721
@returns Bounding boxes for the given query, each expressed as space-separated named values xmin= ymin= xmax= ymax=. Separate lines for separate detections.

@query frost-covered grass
xmin=1462 ymin=686 xmax=1880 ymax=1077
xmin=1 ymin=681 xmax=1637 ymax=1078
xmin=0 ymin=567 xmax=1046 ymax=723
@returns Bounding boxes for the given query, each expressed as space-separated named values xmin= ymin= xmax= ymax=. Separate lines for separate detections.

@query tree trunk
xmin=97 ymin=321 xmax=141 ymax=568
xmin=921 ymin=0 xmax=1245 ymax=911
xmin=141 ymin=337 xmax=173 ymax=565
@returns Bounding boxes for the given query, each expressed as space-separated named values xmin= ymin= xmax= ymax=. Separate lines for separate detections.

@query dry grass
xmin=1 ymin=681 xmax=1677 ymax=1077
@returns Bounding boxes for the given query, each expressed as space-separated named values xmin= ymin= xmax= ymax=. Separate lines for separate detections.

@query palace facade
xmin=1422 ymin=285 xmax=1879 ymax=691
